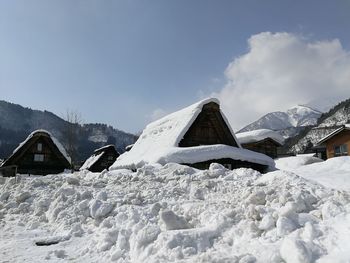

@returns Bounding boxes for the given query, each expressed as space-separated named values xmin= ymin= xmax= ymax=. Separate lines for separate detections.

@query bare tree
xmin=61 ymin=109 xmax=83 ymax=168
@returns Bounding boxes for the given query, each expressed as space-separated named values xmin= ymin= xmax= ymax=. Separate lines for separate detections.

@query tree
xmin=61 ymin=109 xmax=83 ymax=168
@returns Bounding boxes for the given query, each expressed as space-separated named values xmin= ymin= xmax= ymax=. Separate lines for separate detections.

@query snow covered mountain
xmin=288 ymin=98 xmax=350 ymax=153
xmin=0 ymin=100 xmax=137 ymax=161
xmin=239 ymin=105 xmax=322 ymax=138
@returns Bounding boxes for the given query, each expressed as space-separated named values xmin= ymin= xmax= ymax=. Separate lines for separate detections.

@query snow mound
xmin=276 ymin=156 xmax=350 ymax=191
xmin=1 ymin=162 xmax=350 ymax=262
xmin=293 ymin=156 xmax=350 ymax=191
xmin=275 ymin=155 xmax=324 ymax=171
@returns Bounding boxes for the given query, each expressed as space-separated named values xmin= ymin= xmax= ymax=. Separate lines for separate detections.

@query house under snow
xmin=317 ymin=124 xmax=350 ymax=159
xmin=110 ymin=98 xmax=274 ymax=172
xmin=236 ymin=129 xmax=284 ymax=159
xmin=80 ymin=144 xmax=120 ymax=172
xmin=0 ymin=130 xmax=71 ymax=175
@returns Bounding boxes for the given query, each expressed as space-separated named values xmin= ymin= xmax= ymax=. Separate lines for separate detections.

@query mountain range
xmin=0 ymin=100 xmax=137 ymax=162
xmin=1 ymin=97 xmax=349 ymax=163
xmin=240 ymin=97 xmax=350 ymax=154
xmin=287 ymin=98 xmax=350 ymax=154
xmin=239 ymin=105 xmax=323 ymax=138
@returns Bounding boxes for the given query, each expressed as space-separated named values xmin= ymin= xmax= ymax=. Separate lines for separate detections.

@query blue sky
xmin=1 ymin=0 xmax=350 ymax=133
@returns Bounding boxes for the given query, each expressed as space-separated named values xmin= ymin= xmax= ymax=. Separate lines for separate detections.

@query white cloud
xmin=213 ymin=32 xmax=350 ymax=130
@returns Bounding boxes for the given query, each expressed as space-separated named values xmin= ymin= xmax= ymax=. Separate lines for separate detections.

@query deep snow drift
xmin=277 ymin=156 xmax=350 ymax=191
xmin=1 ymin=159 xmax=350 ymax=262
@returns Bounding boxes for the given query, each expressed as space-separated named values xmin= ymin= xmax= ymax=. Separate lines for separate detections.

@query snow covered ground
xmin=276 ymin=156 xmax=350 ymax=192
xmin=1 ymin=158 xmax=350 ymax=262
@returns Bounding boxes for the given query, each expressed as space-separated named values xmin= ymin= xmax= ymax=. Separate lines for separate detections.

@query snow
xmin=292 ymin=157 xmax=350 ymax=191
xmin=240 ymin=105 xmax=321 ymax=134
xmin=94 ymin=145 xmax=116 ymax=153
xmin=275 ymin=155 xmax=324 ymax=171
xmin=80 ymin=152 xmax=104 ymax=171
xmin=4 ymin=129 xmax=71 ymax=165
xmin=111 ymin=98 xmax=274 ymax=170
xmin=286 ymin=105 xmax=322 ymax=127
xmin=80 ymin=145 xmax=118 ymax=171
xmin=88 ymin=134 xmax=108 ymax=143
xmin=236 ymin=129 xmax=285 ymax=145
xmin=317 ymin=125 xmax=350 ymax=145
xmin=1 ymin=157 xmax=350 ymax=262
xmin=290 ymin=100 xmax=350 ymax=154
xmin=125 ymin=144 xmax=134 ymax=151
xmin=115 ymin=144 xmax=274 ymax=169
xmin=276 ymin=156 xmax=350 ymax=191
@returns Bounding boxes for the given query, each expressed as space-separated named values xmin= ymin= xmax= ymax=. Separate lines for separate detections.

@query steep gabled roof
xmin=236 ymin=129 xmax=284 ymax=146
xmin=110 ymin=98 xmax=273 ymax=170
xmin=80 ymin=152 xmax=104 ymax=171
xmin=317 ymin=124 xmax=350 ymax=145
xmin=141 ymin=98 xmax=240 ymax=148
xmin=1 ymin=129 xmax=71 ymax=167
xmin=80 ymin=145 xmax=119 ymax=171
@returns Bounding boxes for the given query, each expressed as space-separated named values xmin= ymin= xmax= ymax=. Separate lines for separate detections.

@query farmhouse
xmin=80 ymin=144 xmax=120 ymax=172
xmin=236 ymin=129 xmax=284 ymax=159
xmin=317 ymin=124 xmax=350 ymax=159
xmin=110 ymin=98 xmax=274 ymax=172
xmin=0 ymin=130 xmax=71 ymax=175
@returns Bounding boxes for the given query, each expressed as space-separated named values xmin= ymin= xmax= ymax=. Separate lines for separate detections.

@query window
xmin=107 ymin=155 xmax=114 ymax=161
xmin=34 ymin=154 xmax=44 ymax=162
xmin=37 ymin=143 xmax=43 ymax=152
xmin=334 ymin=144 xmax=348 ymax=156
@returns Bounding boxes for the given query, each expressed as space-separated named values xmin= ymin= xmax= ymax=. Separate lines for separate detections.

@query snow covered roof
xmin=111 ymin=98 xmax=274 ymax=170
xmin=80 ymin=152 xmax=104 ymax=171
xmin=80 ymin=145 xmax=118 ymax=171
xmin=317 ymin=124 xmax=350 ymax=145
xmin=7 ymin=129 xmax=71 ymax=164
xmin=93 ymin=144 xmax=115 ymax=153
xmin=236 ymin=129 xmax=284 ymax=145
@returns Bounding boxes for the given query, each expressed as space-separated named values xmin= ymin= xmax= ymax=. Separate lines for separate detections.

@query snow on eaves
xmin=93 ymin=144 xmax=115 ymax=153
xmin=10 ymin=129 xmax=71 ymax=164
xmin=111 ymin=98 xmax=273 ymax=170
xmin=236 ymin=129 xmax=285 ymax=145
xmin=317 ymin=124 xmax=350 ymax=145
xmin=114 ymin=145 xmax=274 ymax=170
xmin=80 ymin=152 xmax=104 ymax=171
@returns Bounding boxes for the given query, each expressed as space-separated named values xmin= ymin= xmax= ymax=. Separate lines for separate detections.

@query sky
xmin=1 ymin=0 xmax=350 ymax=133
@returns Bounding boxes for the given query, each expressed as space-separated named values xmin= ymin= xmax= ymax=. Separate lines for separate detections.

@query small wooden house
xmin=110 ymin=98 xmax=274 ymax=172
xmin=317 ymin=124 xmax=350 ymax=159
xmin=80 ymin=145 xmax=120 ymax=172
xmin=0 ymin=130 xmax=71 ymax=175
xmin=236 ymin=129 xmax=284 ymax=159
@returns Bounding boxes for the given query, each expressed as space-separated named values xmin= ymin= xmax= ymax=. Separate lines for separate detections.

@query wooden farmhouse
xmin=110 ymin=98 xmax=274 ymax=172
xmin=236 ymin=129 xmax=284 ymax=159
xmin=317 ymin=124 xmax=350 ymax=159
xmin=80 ymin=145 xmax=120 ymax=172
xmin=0 ymin=130 xmax=71 ymax=176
